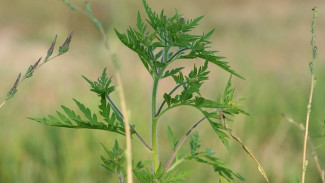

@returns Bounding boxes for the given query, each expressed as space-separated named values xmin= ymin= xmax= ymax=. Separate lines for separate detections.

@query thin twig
xmin=164 ymin=115 xmax=207 ymax=172
xmin=118 ymin=171 xmax=125 ymax=183
xmin=167 ymin=47 xmax=189 ymax=62
xmin=106 ymin=95 xmax=152 ymax=151
xmin=156 ymin=84 xmax=182 ymax=117
xmin=218 ymin=110 xmax=270 ymax=183
xmin=282 ymin=114 xmax=325 ymax=183
xmin=301 ymin=7 xmax=318 ymax=183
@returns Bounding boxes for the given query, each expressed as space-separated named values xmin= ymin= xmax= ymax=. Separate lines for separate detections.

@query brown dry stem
xmin=218 ymin=110 xmax=270 ymax=183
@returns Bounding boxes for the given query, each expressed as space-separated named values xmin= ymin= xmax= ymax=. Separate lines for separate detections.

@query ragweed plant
xmin=29 ymin=0 xmax=269 ymax=182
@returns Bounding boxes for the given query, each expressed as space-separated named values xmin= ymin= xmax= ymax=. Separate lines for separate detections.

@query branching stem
xmin=106 ymin=95 xmax=152 ymax=151
xmin=156 ymin=84 xmax=182 ymax=117
xmin=164 ymin=115 xmax=207 ymax=172
xmin=118 ymin=171 xmax=124 ymax=183
xmin=167 ymin=47 xmax=189 ymax=63
xmin=218 ymin=110 xmax=270 ymax=183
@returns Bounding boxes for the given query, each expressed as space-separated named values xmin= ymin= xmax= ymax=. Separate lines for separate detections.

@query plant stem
xmin=116 ymin=73 xmax=133 ymax=183
xmin=106 ymin=95 xmax=152 ymax=151
xmin=118 ymin=171 xmax=125 ymax=183
xmin=301 ymin=7 xmax=318 ymax=183
xmin=302 ymin=78 xmax=315 ymax=183
xmin=167 ymin=47 xmax=189 ymax=62
xmin=284 ymin=113 xmax=325 ymax=183
xmin=0 ymin=101 xmax=6 ymax=109
xmin=156 ymin=84 xmax=182 ymax=117
xmin=151 ymin=77 xmax=160 ymax=171
xmin=218 ymin=110 xmax=270 ymax=183
xmin=164 ymin=116 xmax=207 ymax=172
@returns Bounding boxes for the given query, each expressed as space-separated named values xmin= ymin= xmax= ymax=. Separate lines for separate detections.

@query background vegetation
xmin=0 ymin=0 xmax=324 ymax=182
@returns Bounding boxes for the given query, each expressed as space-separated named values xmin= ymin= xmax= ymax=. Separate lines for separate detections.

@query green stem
xmin=156 ymin=84 xmax=182 ymax=117
xmin=151 ymin=77 xmax=159 ymax=171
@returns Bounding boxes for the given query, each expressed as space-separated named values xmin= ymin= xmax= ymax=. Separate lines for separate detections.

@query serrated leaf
xmin=137 ymin=11 xmax=147 ymax=34
xmin=142 ymin=0 xmax=159 ymax=30
xmin=167 ymin=126 xmax=178 ymax=151
xmin=82 ymin=68 xmax=115 ymax=97
xmin=162 ymin=67 xmax=184 ymax=78
xmin=190 ymin=131 xmax=201 ymax=154
xmin=182 ymin=16 xmax=204 ymax=32
xmin=185 ymin=152 xmax=244 ymax=182
xmin=164 ymin=170 xmax=191 ymax=183
xmin=101 ymin=140 xmax=126 ymax=179
xmin=28 ymin=98 xmax=126 ymax=135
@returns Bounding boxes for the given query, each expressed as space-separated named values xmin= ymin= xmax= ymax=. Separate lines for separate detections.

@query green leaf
xmin=201 ymin=112 xmax=230 ymax=150
xmin=163 ymin=170 xmax=191 ymax=183
xmin=73 ymin=98 xmax=98 ymax=124
xmin=133 ymin=162 xmax=191 ymax=183
xmin=142 ymin=0 xmax=159 ymax=30
xmin=167 ymin=126 xmax=178 ymax=151
xmin=162 ymin=67 xmax=184 ymax=78
xmin=28 ymin=99 xmax=126 ymax=135
xmin=137 ymin=11 xmax=147 ymax=34
xmin=101 ymin=140 xmax=126 ymax=179
xmin=190 ymin=131 xmax=201 ymax=155
xmin=82 ymin=68 xmax=115 ymax=97
xmin=185 ymin=152 xmax=244 ymax=182
xmin=182 ymin=16 xmax=204 ymax=32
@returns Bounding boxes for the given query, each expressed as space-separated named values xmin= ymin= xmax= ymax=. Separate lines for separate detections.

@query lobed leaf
xmin=28 ymin=99 xmax=126 ymax=135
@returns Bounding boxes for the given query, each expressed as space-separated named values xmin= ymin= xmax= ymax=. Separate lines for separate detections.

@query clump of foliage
xmin=28 ymin=0 xmax=268 ymax=182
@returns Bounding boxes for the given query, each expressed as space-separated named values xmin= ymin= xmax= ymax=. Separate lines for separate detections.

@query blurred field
xmin=1 ymin=0 xmax=325 ymax=182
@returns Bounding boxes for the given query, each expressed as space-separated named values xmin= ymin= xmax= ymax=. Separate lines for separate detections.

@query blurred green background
xmin=1 ymin=0 xmax=325 ymax=182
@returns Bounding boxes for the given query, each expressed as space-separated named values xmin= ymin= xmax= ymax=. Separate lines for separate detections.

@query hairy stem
xmin=218 ymin=110 xmax=269 ymax=183
xmin=151 ymin=78 xmax=160 ymax=171
xmin=164 ymin=116 xmax=207 ymax=172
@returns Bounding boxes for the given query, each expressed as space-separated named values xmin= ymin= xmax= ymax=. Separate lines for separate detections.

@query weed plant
xmin=28 ymin=0 xmax=268 ymax=182
xmin=1 ymin=0 xmax=323 ymax=183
